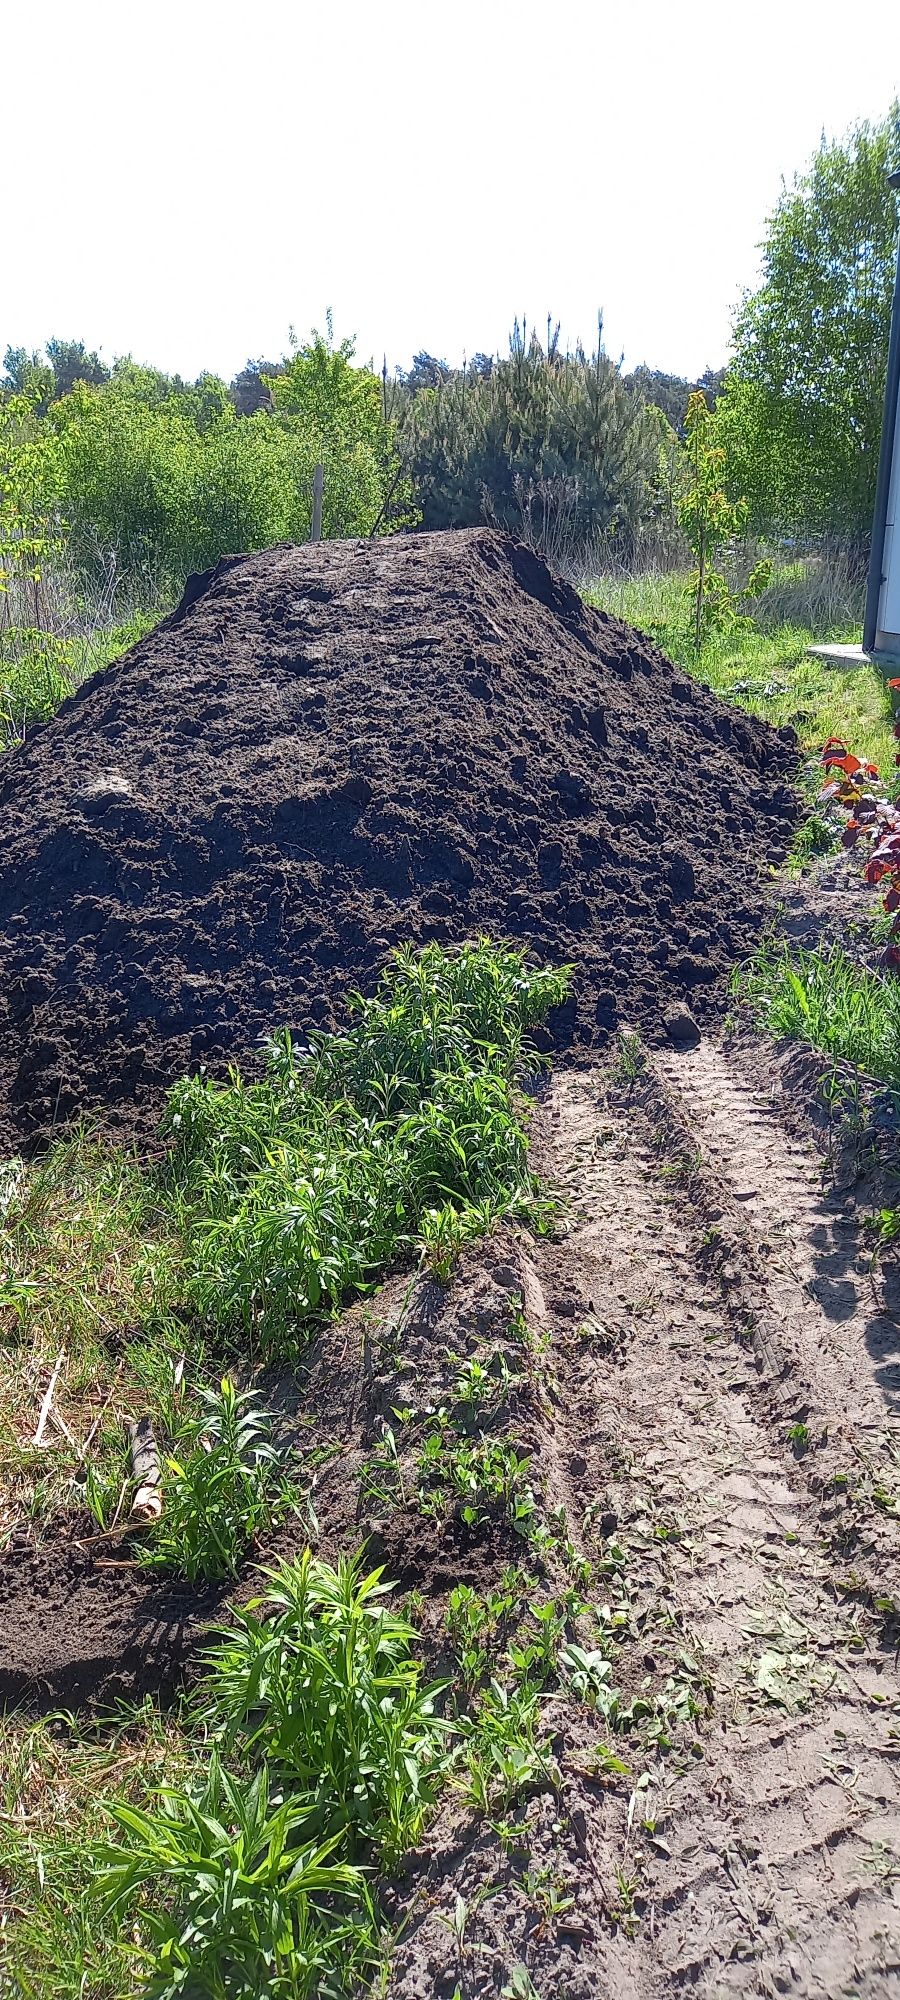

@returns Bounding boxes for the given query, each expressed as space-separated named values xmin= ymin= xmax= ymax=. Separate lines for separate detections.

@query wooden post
xmin=311 ymin=463 xmax=324 ymax=543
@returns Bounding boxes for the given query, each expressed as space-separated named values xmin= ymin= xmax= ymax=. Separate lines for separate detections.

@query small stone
xmin=663 ymin=1003 xmax=701 ymax=1046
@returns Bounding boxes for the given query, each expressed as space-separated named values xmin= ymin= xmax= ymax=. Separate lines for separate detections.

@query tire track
xmin=544 ymin=1064 xmax=900 ymax=1997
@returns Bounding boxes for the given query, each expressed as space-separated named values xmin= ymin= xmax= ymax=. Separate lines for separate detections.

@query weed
xmin=138 ymin=1378 xmax=295 ymax=1583
xmin=501 ymin=1967 xmax=541 ymax=2000
xmin=522 ymin=1860 xmax=575 ymax=1934
xmin=788 ymin=806 xmax=839 ymax=872
xmin=609 ymin=1865 xmax=641 ymax=1936
xmin=360 ymin=1422 xmax=408 ymax=1511
xmin=456 ymin=1679 xmax=557 ymax=1815
xmin=198 ymin=1550 xmax=449 ymax=1868
xmin=609 ymin=1030 xmax=646 ymax=1087
xmin=450 ymin=1349 xmax=515 ymax=1422
xmin=96 ymin=1753 xmax=377 ymax=2000
xmin=162 ymin=943 xmax=569 ymax=1352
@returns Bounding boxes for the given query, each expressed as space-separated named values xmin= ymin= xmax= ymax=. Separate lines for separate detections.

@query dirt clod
xmin=663 ymin=1002 xmax=701 ymax=1045
xmin=0 ymin=529 xmax=798 ymax=1147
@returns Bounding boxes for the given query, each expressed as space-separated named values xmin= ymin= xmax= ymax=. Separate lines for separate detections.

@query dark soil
xmin=0 ymin=529 xmax=798 ymax=1149
xmin=0 ymin=1531 xmax=226 ymax=1709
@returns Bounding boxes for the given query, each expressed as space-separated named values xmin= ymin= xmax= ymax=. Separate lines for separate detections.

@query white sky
xmin=4 ymin=0 xmax=898 ymax=384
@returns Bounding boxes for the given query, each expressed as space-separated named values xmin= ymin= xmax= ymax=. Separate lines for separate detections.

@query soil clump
xmin=0 ymin=529 xmax=798 ymax=1148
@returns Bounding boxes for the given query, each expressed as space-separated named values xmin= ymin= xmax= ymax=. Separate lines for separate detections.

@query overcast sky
xmin=4 ymin=0 xmax=898 ymax=385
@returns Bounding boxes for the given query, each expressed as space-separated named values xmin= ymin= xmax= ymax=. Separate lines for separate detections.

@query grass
xmin=737 ymin=941 xmax=900 ymax=1091
xmin=0 ymin=941 xmax=568 ymax=1541
xmin=584 ymin=559 xmax=898 ymax=782
xmin=0 ymin=1700 xmax=202 ymax=2000
xmin=0 ymin=1132 xmax=186 ymax=1541
xmin=0 ymin=608 xmax=159 ymax=750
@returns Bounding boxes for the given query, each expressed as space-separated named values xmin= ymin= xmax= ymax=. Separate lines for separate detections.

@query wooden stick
xmin=310 ymin=462 xmax=324 ymax=542
xmin=32 ymin=1351 xmax=65 ymax=1447
xmin=126 ymin=1415 xmax=163 ymax=1520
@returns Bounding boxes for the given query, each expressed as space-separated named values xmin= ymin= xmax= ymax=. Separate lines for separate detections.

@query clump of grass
xmin=787 ymin=806 xmax=840 ymax=873
xmin=162 ymin=940 xmax=570 ymax=1353
xmin=0 ymin=1702 xmax=201 ymax=2000
xmin=737 ymin=942 xmax=900 ymax=1089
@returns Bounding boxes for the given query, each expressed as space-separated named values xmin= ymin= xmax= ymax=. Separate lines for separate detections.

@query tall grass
xmin=737 ymin=941 xmax=900 ymax=1090
xmin=584 ymin=552 xmax=893 ymax=778
xmin=1 ymin=552 xmax=161 ymax=748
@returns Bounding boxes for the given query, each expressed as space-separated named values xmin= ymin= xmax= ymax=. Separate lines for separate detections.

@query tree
xmin=266 ymin=326 xmax=413 ymax=537
xmin=44 ymin=339 xmax=108 ymax=397
xmin=717 ymin=108 xmax=900 ymax=546
xmin=678 ymin=392 xmax=747 ymax=651
xmin=404 ymin=322 xmax=662 ymax=555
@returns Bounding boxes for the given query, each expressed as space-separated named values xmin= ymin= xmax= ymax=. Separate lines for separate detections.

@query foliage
xmin=677 ymin=390 xmax=757 ymax=651
xmin=138 ymin=1378 xmax=295 ymax=1583
xmin=0 ymin=324 xmax=414 ymax=605
xmin=403 ymin=320 xmax=664 ymax=557
xmin=160 ymin=941 xmax=569 ymax=1352
xmin=97 ymin=1751 xmax=375 ymax=2000
xmin=622 ymin=363 xmax=726 ymax=436
xmin=717 ymin=108 xmax=900 ymax=544
xmin=820 ymin=721 xmax=900 ymax=969
xmin=199 ymin=1552 xmax=448 ymax=1868
xmin=737 ymin=940 xmax=900 ymax=1089
xmin=266 ymin=324 xmax=414 ymax=538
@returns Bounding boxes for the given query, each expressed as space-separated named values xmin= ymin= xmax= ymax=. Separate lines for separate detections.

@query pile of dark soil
xmin=0 ymin=529 xmax=798 ymax=1148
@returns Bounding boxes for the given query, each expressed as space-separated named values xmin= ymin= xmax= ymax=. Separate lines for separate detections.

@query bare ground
xmin=389 ymin=1041 xmax=900 ymax=1999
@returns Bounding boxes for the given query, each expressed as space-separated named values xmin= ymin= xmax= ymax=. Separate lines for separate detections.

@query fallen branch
xmin=127 ymin=1415 xmax=163 ymax=1521
xmin=32 ymin=1351 xmax=65 ymax=1448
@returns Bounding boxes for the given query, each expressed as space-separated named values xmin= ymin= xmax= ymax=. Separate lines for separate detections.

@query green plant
xmin=504 ymin=1599 xmax=568 ymax=1691
xmin=736 ymin=941 xmax=900 ymax=1089
xmin=419 ymin=1430 xmax=539 ymax=1535
xmin=788 ymin=807 xmax=839 ymax=873
xmin=96 ymin=1751 xmax=376 ymax=2000
xmin=139 ymin=1378 xmax=294 ymax=1583
xmin=677 ymin=390 xmax=749 ymax=653
xmin=610 ymin=1030 xmax=646 ymax=1085
xmin=456 ymin=1678 xmax=556 ymax=1815
xmin=162 ymin=942 xmax=569 ymax=1353
xmin=198 ymin=1551 xmax=449 ymax=1868
xmin=716 ymin=108 xmax=900 ymax=544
